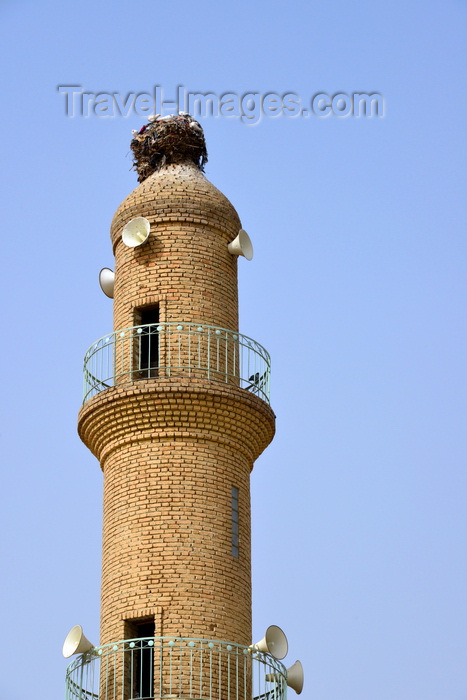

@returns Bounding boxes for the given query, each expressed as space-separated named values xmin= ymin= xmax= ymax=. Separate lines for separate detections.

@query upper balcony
xmin=82 ymin=322 xmax=271 ymax=405
xmin=65 ymin=636 xmax=287 ymax=700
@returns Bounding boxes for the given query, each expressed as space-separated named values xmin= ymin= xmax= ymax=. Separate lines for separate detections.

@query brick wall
xmin=79 ymin=160 xmax=275 ymax=652
xmin=111 ymin=162 xmax=241 ymax=333
xmin=78 ymin=379 xmax=275 ymax=647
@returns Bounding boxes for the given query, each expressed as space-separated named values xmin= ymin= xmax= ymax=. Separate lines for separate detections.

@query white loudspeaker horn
xmin=228 ymin=228 xmax=253 ymax=261
xmin=122 ymin=217 xmax=151 ymax=247
xmin=62 ymin=625 xmax=95 ymax=658
xmin=250 ymin=625 xmax=288 ymax=660
xmin=266 ymin=660 xmax=304 ymax=695
xmin=99 ymin=268 xmax=115 ymax=298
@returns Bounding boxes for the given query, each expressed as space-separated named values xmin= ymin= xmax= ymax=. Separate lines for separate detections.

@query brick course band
xmin=78 ymin=378 xmax=275 ymax=467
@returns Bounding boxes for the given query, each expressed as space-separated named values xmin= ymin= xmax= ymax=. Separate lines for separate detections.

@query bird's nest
xmin=130 ymin=114 xmax=208 ymax=183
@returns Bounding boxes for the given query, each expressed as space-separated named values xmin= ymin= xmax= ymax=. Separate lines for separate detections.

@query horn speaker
xmin=266 ymin=660 xmax=304 ymax=695
xmin=122 ymin=216 xmax=151 ymax=247
xmin=99 ymin=268 xmax=115 ymax=298
xmin=228 ymin=228 xmax=253 ymax=260
xmin=250 ymin=625 xmax=288 ymax=660
xmin=62 ymin=625 xmax=94 ymax=658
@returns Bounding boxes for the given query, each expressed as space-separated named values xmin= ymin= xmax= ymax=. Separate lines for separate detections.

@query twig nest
xmin=130 ymin=114 xmax=208 ymax=183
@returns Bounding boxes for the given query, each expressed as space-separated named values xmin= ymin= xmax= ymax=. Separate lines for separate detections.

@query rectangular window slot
xmin=135 ymin=305 xmax=159 ymax=378
xmin=124 ymin=618 xmax=155 ymax=699
xmin=232 ymin=486 xmax=239 ymax=558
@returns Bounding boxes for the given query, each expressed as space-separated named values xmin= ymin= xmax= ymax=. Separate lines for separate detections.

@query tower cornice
xmin=78 ymin=378 xmax=276 ymax=469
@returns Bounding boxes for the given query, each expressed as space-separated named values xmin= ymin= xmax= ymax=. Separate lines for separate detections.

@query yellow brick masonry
xmin=111 ymin=162 xmax=240 ymax=332
xmin=78 ymin=158 xmax=275 ymax=651
xmin=78 ymin=379 xmax=275 ymax=647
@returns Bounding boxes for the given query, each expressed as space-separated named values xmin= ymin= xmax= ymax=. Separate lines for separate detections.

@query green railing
xmin=65 ymin=637 xmax=287 ymax=700
xmin=82 ymin=323 xmax=271 ymax=405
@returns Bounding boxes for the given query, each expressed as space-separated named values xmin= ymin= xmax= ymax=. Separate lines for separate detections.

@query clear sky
xmin=0 ymin=1 xmax=466 ymax=699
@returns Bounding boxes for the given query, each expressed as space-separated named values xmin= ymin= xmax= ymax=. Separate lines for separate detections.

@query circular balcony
xmin=65 ymin=636 xmax=287 ymax=700
xmin=82 ymin=323 xmax=271 ymax=405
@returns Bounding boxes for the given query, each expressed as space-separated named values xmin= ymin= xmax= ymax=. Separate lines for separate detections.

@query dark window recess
xmin=137 ymin=306 xmax=159 ymax=378
xmin=232 ymin=486 xmax=239 ymax=558
xmin=124 ymin=619 xmax=155 ymax=699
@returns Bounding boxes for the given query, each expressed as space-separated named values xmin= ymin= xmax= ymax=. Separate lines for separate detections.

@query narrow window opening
xmin=136 ymin=305 xmax=159 ymax=378
xmin=231 ymin=486 xmax=239 ymax=558
xmin=124 ymin=618 xmax=155 ymax=699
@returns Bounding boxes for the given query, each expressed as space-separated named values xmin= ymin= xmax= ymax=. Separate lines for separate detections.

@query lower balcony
xmin=65 ymin=637 xmax=287 ymax=700
xmin=82 ymin=323 xmax=271 ymax=405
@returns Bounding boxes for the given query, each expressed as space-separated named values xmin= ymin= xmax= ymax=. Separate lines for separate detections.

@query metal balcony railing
xmin=65 ymin=637 xmax=287 ymax=700
xmin=82 ymin=323 xmax=271 ymax=405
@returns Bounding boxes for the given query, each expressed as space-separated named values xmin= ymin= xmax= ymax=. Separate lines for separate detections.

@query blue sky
xmin=0 ymin=1 xmax=466 ymax=699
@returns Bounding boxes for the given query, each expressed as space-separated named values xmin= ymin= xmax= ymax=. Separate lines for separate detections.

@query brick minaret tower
xmin=67 ymin=117 xmax=292 ymax=700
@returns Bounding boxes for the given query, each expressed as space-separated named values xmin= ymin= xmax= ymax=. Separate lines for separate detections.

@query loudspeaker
xmin=62 ymin=625 xmax=95 ymax=658
xmin=250 ymin=625 xmax=288 ymax=660
xmin=286 ymin=660 xmax=304 ymax=694
xmin=99 ymin=268 xmax=115 ymax=298
xmin=122 ymin=217 xmax=151 ymax=247
xmin=266 ymin=660 xmax=304 ymax=695
xmin=227 ymin=229 xmax=253 ymax=260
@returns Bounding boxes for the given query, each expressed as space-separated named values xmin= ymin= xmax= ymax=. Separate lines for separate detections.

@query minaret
xmin=65 ymin=116 xmax=295 ymax=700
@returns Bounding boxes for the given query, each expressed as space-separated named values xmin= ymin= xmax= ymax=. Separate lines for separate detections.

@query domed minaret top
xmin=110 ymin=115 xmax=242 ymax=334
